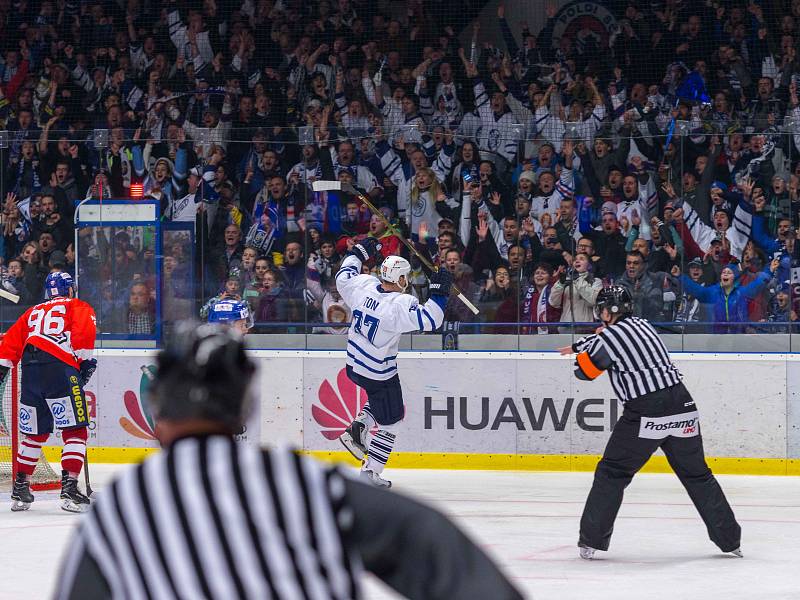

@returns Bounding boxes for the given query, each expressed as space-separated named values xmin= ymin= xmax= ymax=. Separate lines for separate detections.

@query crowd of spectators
xmin=2 ymin=0 xmax=800 ymax=336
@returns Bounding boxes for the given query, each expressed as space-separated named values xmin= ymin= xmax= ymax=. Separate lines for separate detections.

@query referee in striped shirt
xmin=559 ymin=286 xmax=742 ymax=560
xmin=56 ymin=324 xmax=522 ymax=599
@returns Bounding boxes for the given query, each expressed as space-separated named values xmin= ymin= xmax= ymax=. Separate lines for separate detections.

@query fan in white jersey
xmin=336 ymin=238 xmax=452 ymax=487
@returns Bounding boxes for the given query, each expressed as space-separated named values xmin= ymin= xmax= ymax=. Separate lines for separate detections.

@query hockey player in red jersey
xmin=0 ymin=272 xmax=97 ymax=512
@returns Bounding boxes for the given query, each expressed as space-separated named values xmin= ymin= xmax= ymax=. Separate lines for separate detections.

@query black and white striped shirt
xmin=58 ymin=435 xmax=523 ymax=600
xmin=574 ymin=316 xmax=682 ymax=402
xmin=59 ymin=437 xmax=358 ymax=600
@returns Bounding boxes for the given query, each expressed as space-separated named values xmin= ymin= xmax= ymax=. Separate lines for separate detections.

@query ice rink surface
xmin=1 ymin=463 xmax=799 ymax=600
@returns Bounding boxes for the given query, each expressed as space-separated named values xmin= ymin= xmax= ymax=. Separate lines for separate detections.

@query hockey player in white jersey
xmin=336 ymin=237 xmax=451 ymax=487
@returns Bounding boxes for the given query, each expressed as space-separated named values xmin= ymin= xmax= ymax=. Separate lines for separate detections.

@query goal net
xmin=0 ymin=366 xmax=61 ymax=491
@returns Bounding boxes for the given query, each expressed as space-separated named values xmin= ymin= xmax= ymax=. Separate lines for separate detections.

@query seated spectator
xmin=256 ymin=270 xmax=289 ymax=328
xmin=444 ymin=263 xmax=480 ymax=324
xmin=123 ymin=282 xmax=156 ymax=336
xmin=1 ymin=258 xmax=27 ymax=302
xmin=243 ymin=257 xmax=272 ymax=308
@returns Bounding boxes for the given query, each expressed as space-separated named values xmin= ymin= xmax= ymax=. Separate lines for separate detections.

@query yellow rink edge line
xmin=41 ymin=447 xmax=800 ymax=475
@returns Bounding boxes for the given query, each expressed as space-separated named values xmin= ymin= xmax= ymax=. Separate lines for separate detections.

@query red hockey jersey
xmin=0 ymin=297 xmax=97 ymax=370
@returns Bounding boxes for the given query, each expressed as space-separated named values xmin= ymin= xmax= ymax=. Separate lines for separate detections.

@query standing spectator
xmin=617 ymin=251 xmax=677 ymax=323
xmin=679 ymin=259 xmax=779 ymax=333
xmin=549 ymin=254 xmax=601 ymax=333
xmin=210 ymin=224 xmax=244 ymax=293
xmin=520 ymin=263 xmax=562 ymax=334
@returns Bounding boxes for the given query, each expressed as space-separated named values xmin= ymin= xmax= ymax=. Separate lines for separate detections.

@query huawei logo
xmin=118 ymin=365 xmax=156 ymax=440
xmin=312 ymin=368 xmax=368 ymax=440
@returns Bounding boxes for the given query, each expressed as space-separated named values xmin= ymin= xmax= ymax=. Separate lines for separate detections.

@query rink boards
xmin=40 ymin=351 xmax=800 ymax=475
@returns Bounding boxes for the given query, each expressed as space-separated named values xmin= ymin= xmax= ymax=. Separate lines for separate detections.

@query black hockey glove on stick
xmin=350 ymin=237 xmax=383 ymax=263
xmin=429 ymin=269 xmax=453 ymax=298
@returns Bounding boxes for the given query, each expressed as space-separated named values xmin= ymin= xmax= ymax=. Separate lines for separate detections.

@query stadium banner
xmin=298 ymin=355 xmax=787 ymax=460
xmin=39 ymin=350 xmax=797 ymax=473
xmin=42 ymin=351 xmax=262 ymax=457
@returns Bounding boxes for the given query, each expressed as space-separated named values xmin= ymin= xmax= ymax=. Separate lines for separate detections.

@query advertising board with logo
xmin=300 ymin=355 xmax=787 ymax=460
xmin=27 ymin=349 xmax=795 ymax=471
xmin=43 ymin=352 xmax=260 ymax=452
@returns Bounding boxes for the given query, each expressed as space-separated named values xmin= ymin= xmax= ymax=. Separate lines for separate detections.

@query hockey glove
xmin=79 ymin=358 xmax=97 ymax=387
xmin=0 ymin=365 xmax=8 ymax=385
xmin=429 ymin=269 xmax=453 ymax=298
xmin=350 ymin=237 xmax=382 ymax=263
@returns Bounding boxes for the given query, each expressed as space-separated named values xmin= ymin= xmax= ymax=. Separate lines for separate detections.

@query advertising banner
xmin=45 ymin=352 xmax=261 ymax=450
xmin=300 ymin=356 xmax=787 ymax=459
xmin=32 ymin=350 xmax=790 ymax=467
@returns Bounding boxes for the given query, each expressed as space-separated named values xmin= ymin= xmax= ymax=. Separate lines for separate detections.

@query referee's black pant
xmin=579 ymin=382 xmax=741 ymax=553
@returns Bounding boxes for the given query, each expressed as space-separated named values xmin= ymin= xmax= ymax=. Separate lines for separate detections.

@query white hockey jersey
xmin=336 ymin=255 xmax=445 ymax=381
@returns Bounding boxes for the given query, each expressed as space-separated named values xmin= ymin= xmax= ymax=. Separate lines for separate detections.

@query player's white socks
xmin=16 ymin=434 xmax=48 ymax=475
xmin=61 ymin=428 xmax=88 ymax=475
xmin=355 ymin=408 xmax=377 ymax=446
xmin=364 ymin=429 xmax=396 ymax=475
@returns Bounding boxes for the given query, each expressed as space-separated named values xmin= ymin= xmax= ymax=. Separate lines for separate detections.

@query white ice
xmin=1 ymin=464 xmax=799 ymax=600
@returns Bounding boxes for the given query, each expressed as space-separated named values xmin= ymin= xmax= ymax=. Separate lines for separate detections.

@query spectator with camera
xmin=548 ymin=253 xmax=601 ymax=334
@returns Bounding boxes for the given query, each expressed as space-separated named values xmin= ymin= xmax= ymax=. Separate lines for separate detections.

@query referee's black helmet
xmin=148 ymin=322 xmax=256 ymax=429
xmin=596 ymin=285 xmax=633 ymax=317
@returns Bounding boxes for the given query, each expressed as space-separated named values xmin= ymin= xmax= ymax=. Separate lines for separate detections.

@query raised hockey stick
xmin=312 ymin=180 xmax=480 ymax=315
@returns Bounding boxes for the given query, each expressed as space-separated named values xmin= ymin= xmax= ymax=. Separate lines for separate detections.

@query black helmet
xmin=596 ymin=285 xmax=633 ymax=317
xmin=148 ymin=322 xmax=256 ymax=431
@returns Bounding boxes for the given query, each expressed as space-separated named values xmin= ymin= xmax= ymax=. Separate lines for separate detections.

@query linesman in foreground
xmin=559 ymin=286 xmax=742 ymax=560
xmin=56 ymin=323 xmax=522 ymax=600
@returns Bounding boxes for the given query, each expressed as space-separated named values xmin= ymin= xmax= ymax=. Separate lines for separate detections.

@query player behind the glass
xmin=336 ymin=237 xmax=451 ymax=487
xmin=1 ymin=272 xmax=97 ymax=512
xmin=207 ymin=298 xmax=253 ymax=335
xmin=560 ymin=285 xmax=741 ymax=559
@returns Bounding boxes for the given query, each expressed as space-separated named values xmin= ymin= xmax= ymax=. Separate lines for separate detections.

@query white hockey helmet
xmin=380 ymin=255 xmax=411 ymax=291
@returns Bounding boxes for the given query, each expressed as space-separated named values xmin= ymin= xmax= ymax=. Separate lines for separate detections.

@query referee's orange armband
xmin=575 ymin=351 xmax=604 ymax=380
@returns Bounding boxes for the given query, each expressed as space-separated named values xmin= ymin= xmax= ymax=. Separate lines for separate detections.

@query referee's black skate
xmin=11 ymin=474 xmax=34 ymax=512
xmin=60 ymin=471 xmax=90 ymax=513
xmin=340 ymin=421 xmax=368 ymax=460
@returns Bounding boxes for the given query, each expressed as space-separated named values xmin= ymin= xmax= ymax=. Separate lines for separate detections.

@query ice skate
xmin=339 ymin=421 xmax=368 ymax=460
xmin=725 ymin=548 xmax=743 ymax=558
xmin=11 ymin=474 xmax=34 ymax=512
xmin=60 ymin=471 xmax=90 ymax=513
xmin=579 ymin=544 xmax=598 ymax=560
xmin=360 ymin=468 xmax=391 ymax=488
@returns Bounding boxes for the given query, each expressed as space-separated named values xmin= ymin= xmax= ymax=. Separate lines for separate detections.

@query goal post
xmin=0 ymin=365 xmax=61 ymax=491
